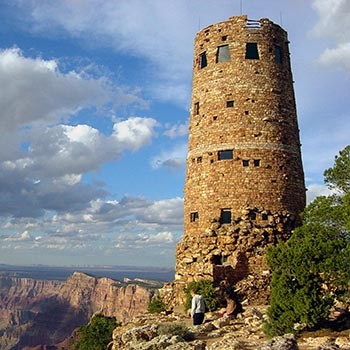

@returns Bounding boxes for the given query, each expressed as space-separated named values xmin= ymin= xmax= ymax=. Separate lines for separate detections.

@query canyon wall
xmin=0 ymin=272 xmax=156 ymax=350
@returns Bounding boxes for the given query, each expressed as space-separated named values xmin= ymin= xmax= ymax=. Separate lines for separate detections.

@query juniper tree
xmin=265 ymin=145 xmax=350 ymax=337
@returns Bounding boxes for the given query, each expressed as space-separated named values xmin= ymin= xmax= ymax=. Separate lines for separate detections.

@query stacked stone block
xmin=175 ymin=15 xmax=306 ymax=303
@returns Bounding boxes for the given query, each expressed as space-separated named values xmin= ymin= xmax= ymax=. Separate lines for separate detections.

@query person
xmin=219 ymin=293 xmax=237 ymax=318
xmin=190 ymin=288 xmax=206 ymax=325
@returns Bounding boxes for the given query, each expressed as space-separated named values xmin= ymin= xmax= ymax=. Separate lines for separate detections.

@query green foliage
xmin=184 ymin=279 xmax=219 ymax=312
xmin=265 ymin=145 xmax=350 ymax=337
xmin=73 ymin=314 xmax=117 ymax=350
xmin=148 ymin=296 xmax=166 ymax=314
xmin=158 ymin=322 xmax=193 ymax=340
xmin=324 ymin=145 xmax=350 ymax=193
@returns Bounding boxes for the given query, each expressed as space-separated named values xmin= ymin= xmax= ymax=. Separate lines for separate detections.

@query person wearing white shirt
xmin=190 ymin=288 xmax=206 ymax=325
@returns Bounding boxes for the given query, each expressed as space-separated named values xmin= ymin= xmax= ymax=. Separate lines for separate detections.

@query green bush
xmin=148 ymin=296 xmax=166 ymax=314
xmin=264 ymin=145 xmax=350 ymax=337
xmin=184 ymin=279 xmax=219 ymax=312
xmin=158 ymin=322 xmax=193 ymax=340
xmin=73 ymin=314 xmax=117 ymax=350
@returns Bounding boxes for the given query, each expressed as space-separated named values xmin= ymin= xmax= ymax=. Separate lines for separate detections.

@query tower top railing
xmin=245 ymin=19 xmax=261 ymax=29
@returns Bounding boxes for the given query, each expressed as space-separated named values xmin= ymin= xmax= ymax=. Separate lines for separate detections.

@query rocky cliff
xmin=0 ymin=272 xmax=157 ymax=350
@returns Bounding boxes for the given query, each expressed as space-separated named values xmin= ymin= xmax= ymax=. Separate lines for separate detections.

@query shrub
xmin=184 ymin=279 xmax=219 ymax=312
xmin=73 ymin=314 xmax=117 ymax=350
xmin=148 ymin=296 xmax=166 ymax=314
xmin=158 ymin=322 xmax=193 ymax=340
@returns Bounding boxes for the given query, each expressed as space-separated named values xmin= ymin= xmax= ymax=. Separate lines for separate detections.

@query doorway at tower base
xmin=174 ymin=206 xmax=299 ymax=306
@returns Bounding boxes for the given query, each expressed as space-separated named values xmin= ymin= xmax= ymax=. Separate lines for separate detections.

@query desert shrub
xmin=148 ymin=296 xmax=166 ymax=314
xmin=158 ymin=322 xmax=193 ymax=340
xmin=184 ymin=279 xmax=219 ymax=312
xmin=264 ymin=146 xmax=350 ymax=337
xmin=73 ymin=314 xmax=117 ymax=350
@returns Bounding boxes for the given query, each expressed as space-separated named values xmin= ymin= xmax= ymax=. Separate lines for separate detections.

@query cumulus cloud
xmin=0 ymin=48 xmax=110 ymax=131
xmin=151 ymin=143 xmax=187 ymax=170
xmin=164 ymin=122 xmax=188 ymax=139
xmin=311 ymin=0 xmax=350 ymax=69
xmin=306 ymin=183 xmax=337 ymax=203
xmin=7 ymin=0 xmax=236 ymax=105
xmin=115 ymin=231 xmax=176 ymax=250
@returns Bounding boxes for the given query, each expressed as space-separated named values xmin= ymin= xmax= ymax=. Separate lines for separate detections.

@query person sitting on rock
xmin=219 ymin=293 xmax=237 ymax=318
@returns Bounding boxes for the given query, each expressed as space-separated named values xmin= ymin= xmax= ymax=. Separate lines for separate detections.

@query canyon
xmin=0 ymin=272 xmax=159 ymax=350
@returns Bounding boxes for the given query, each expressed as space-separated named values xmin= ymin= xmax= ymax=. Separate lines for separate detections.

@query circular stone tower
xmin=175 ymin=15 xmax=306 ymax=303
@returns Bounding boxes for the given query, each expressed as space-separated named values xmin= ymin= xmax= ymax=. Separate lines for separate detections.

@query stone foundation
xmin=173 ymin=206 xmax=298 ymax=306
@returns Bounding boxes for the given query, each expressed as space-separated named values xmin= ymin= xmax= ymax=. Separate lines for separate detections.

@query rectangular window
xmin=216 ymin=44 xmax=230 ymax=62
xmin=190 ymin=212 xmax=199 ymax=222
xmin=220 ymin=209 xmax=232 ymax=224
xmin=226 ymin=100 xmax=234 ymax=108
xmin=218 ymin=150 xmax=233 ymax=160
xmin=242 ymin=159 xmax=249 ymax=167
xmin=274 ymin=45 xmax=283 ymax=64
xmin=245 ymin=42 xmax=259 ymax=59
xmin=194 ymin=102 xmax=199 ymax=115
xmin=254 ymin=159 xmax=260 ymax=167
xmin=197 ymin=156 xmax=202 ymax=163
xmin=199 ymin=51 xmax=207 ymax=68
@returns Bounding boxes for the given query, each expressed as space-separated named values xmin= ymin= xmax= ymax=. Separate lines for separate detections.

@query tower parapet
xmin=175 ymin=15 xmax=306 ymax=303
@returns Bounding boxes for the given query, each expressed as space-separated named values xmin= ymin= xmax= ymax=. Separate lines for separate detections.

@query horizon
xmin=0 ymin=0 xmax=349 ymax=267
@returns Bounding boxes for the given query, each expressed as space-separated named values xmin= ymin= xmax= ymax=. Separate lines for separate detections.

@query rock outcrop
xmin=109 ymin=306 xmax=350 ymax=350
xmin=0 ymin=272 xmax=157 ymax=350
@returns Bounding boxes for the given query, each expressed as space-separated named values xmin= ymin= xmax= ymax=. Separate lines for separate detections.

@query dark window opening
xmin=216 ymin=44 xmax=230 ymax=62
xmin=254 ymin=159 xmax=261 ymax=167
xmin=193 ymin=257 xmax=197 ymax=263
xmin=226 ymin=100 xmax=234 ymax=108
xmin=194 ymin=102 xmax=199 ymax=115
xmin=197 ymin=156 xmax=202 ymax=163
xmin=212 ymin=255 xmax=222 ymax=265
xmin=245 ymin=111 xmax=249 ymax=115
xmin=220 ymin=209 xmax=232 ymax=224
xmin=245 ymin=42 xmax=259 ymax=59
xmin=274 ymin=45 xmax=283 ymax=64
xmin=242 ymin=160 xmax=249 ymax=167
xmin=221 ymin=35 xmax=228 ymax=41
xmin=199 ymin=52 xmax=207 ymax=68
xmin=249 ymin=212 xmax=257 ymax=220
xmin=262 ymin=213 xmax=268 ymax=220
xmin=190 ymin=212 xmax=199 ymax=222
xmin=218 ymin=150 xmax=233 ymax=160
xmin=213 ymin=116 xmax=218 ymax=121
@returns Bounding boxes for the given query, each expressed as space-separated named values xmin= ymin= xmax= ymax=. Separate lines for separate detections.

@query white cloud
xmin=311 ymin=0 xmax=350 ymax=69
xmin=318 ymin=43 xmax=350 ymax=69
xmin=164 ymin=122 xmax=188 ymax=139
xmin=112 ymin=117 xmax=157 ymax=151
xmin=306 ymin=183 xmax=337 ymax=203
xmin=0 ymin=48 xmax=110 ymax=131
xmin=8 ymin=0 xmax=238 ymax=105
xmin=151 ymin=143 xmax=187 ymax=170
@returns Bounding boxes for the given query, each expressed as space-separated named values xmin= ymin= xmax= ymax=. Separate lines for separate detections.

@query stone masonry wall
xmin=174 ymin=16 xmax=306 ymax=305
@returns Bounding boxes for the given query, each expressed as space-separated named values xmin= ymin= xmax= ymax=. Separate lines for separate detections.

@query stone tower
xmin=175 ymin=15 xmax=306 ymax=303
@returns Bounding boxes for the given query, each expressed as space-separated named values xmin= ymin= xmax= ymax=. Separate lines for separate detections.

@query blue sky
xmin=0 ymin=0 xmax=349 ymax=267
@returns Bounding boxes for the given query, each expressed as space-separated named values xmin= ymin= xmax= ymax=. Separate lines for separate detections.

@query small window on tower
xmin=199 ymin=51 xmax=207 ymax=68
xmin=194 ymin=102 xmax=199 ymax=115
xmin=226 ymin=100 xmax=234 ymax=108
xmin=245 ymin=42 xmax=259 ymax=59
xmin=242 ymin=160 xmax=249 ymax=167
xmin=190 ymin=212 xmax=199 ymax=222
xmin=220 ymin=209 xmax=232 ymax=224
xmin=254 ymin=159 xmax=261 ymax=167
xmin=274 ymin=45 xmax=283 ymax=64
xmin=218 ymin=150 xmax=233 ymax=160
xmin=216 ymin=44 xmax=230 ymax=62
xmin=197 ymin=156 xmax=202 ymax=163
